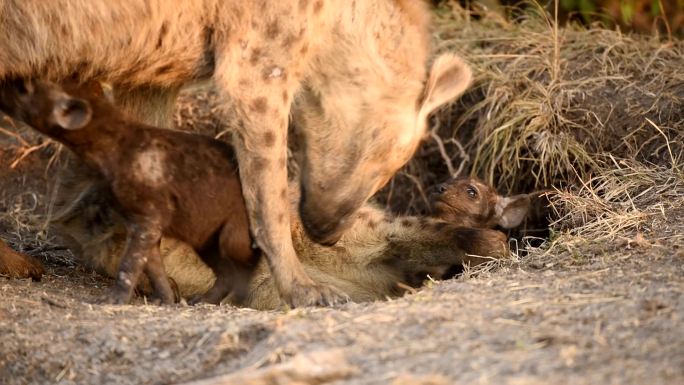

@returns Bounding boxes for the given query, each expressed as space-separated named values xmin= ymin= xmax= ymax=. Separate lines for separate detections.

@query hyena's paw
xmin=0 ymin=241 xmax=45 ymax=281
xmin=287 ymin=281 xmax=350 ymax=308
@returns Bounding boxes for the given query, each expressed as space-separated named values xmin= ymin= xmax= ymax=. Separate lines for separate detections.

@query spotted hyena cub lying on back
xmin=0 ymin=78 xmax=259 ymax=305
xmin=51 ymin=152 xmax=531 ymax=309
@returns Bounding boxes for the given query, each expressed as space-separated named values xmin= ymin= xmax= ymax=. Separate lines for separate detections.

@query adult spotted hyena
xmin=0 ymin=0 xmax=472 ymax=306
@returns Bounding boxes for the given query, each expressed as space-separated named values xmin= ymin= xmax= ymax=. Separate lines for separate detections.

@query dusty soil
xmin=1 ymin=227 xmax=682 ymax=385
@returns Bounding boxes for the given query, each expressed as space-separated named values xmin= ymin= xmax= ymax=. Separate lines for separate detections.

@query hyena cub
xmin=0 ymin=78 xmax=259 ymax=305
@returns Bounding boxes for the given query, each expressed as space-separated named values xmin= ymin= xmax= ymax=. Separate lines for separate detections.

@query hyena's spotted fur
xmin=0 ymin=1 xmax=472 ymax=306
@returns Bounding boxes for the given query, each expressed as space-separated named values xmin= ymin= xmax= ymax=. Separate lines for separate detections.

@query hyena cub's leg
xmin=188 ymin=246 xmax=236 ymax=305
xmin=385 ymin=220 xmax=509 ymax=284
xmin=189 ymin=220 xmax=259 ymax=305
xmin=142 ymin=243 xmax=177 ymax=305
xmin=108 ymin=218 xmax=174 ymax=305
xmin=217 ymin=219 xmax=261 ymax=305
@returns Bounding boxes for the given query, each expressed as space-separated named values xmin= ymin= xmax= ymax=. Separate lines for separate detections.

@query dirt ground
xmin=0 ymin=144 xmax=683 ymax=385
xmin=1 ymin=222 xmax=682 ymax=385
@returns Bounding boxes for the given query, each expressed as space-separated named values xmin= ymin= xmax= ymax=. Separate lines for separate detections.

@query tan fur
xmin=1 ymin=0 xmax=472 ymax=306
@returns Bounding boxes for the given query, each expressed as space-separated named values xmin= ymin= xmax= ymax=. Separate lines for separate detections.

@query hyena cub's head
xmin=0 ymin=78 xmax=95 ymax=139
xmin=430 ymin=177 xmax=531 ymax=229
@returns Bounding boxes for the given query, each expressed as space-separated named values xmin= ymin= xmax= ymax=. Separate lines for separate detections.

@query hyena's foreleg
xmin=212 ymin=45 xmax=348 ymax=308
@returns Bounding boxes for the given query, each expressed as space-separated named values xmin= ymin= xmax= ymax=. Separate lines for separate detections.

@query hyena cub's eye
xmin=466 ymin=185 xmax=478 ymax=199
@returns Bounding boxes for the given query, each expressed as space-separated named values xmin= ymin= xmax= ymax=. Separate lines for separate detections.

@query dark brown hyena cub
xmin=0 ymin=78 xmax=260 ymax=305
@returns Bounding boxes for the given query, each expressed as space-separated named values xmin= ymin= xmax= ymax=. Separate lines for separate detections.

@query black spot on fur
xmin=251 ymin=157 xmax=269 ymax=173
xmin=250 ymin=48 xmax=262 ymax=65
xmin=251 ymin=97 xmax=268 ymax=113
xmin=266 ymin=20 xmax=280 ymax=38
xmin=263 ymin=131 xmax=276 ymax=147
xmin=195 ymin=27 xmax=216 ymax=79
xmin=313 ymin=0 xmax=324 ymax=13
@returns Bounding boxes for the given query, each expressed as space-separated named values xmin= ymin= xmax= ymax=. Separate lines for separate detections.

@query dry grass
xmin=531 ymin=156 xmax=684 ymax=265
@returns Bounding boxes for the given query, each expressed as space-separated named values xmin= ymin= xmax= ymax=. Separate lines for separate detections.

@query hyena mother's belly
xmin=0 ymin=0 xmax=215 ymax=87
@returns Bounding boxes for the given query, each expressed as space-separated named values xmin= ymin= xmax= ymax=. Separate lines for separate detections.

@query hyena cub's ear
xmin=53 ymin=96 xmax=92 ymax=130
xmin=418 ymin=53 xmax=473 ymax=122
xmin=495 ymin=194 xmax=531 ymax=229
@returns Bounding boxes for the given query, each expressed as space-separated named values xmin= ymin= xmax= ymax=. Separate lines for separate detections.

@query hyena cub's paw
xmin=100 ymin=282 xmax=134 ymax=305
xmin=464 ymin=228 xmax=509 ymax=259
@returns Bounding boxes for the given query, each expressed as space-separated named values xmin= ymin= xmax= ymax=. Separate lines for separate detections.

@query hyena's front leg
xmin=214 ymin=58 xmax=348 ymax=308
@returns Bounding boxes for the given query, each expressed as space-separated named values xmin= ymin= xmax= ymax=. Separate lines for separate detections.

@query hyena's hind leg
xmin=189 ymin=219 xmax=260 ymax=306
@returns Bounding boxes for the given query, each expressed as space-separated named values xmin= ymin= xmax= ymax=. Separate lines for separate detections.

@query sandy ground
xmin=1 ymin=209 xmax=682 ymax=384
